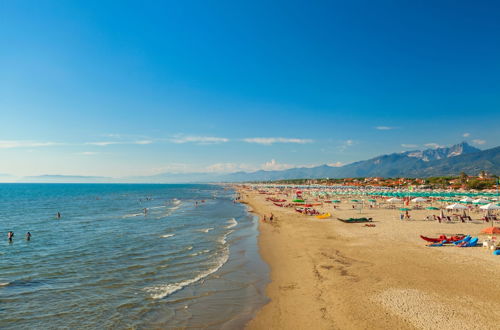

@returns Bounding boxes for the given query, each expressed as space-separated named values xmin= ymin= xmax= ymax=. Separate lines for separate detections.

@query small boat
xmin=316 ymin=213 xmax=331 ymax=219
xmin=419 ymin=235 xmax=465 ymax=243
xmin=337 ymin=217 xmax=373 ymax=223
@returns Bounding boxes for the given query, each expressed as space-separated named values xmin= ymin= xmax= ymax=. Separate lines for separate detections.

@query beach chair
xmin=453 ymin=235 xmax=471 ymax=245
xmin=458 ymin=237 xmax=478 ymax=247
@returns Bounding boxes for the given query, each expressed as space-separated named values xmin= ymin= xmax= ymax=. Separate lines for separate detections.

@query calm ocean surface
xmin=0 ymin=184 xmax=268 ymax=329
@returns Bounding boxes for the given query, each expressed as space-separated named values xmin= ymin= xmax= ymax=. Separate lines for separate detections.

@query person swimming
xmin=25 ymin=232 xmax=31 ymax=241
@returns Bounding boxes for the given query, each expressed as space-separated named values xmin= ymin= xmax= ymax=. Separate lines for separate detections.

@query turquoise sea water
xmin=0 ymin=184 xmax=268 ymax=329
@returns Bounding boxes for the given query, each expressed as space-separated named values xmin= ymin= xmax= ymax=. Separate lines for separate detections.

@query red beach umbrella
xmin=481 ymin=227 xmax=500 ymax=234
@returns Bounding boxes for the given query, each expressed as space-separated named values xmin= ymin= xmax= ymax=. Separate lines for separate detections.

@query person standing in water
xmin=143 ymin=208 xmax=148 ymax=215
xmin=7 ymin=231 xmax=14 ymax=242
xmin=26 ymin=232 xmax=32 ymax=241
xmin=56 ymin=212 xmax=61 ymax=219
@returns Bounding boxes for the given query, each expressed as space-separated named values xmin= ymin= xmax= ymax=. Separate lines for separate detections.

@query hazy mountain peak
xmin=406 ymin=142 xmax=480 ymax=162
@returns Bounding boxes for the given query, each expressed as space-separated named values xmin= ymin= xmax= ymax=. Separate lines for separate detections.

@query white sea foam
xmin=197 ymin=228 xmax=214 ymax=233
xmin=160 ymin=234 xmax=175 ymax=238
xmin=218 ymin=230 xmax=234 ymax=245
xmin=189 ymin=249 xmax=210 ymax=257
xmin=172 ymin=198 xmax=181 ymax=205
xmin=146 ymin=248 xmax=229 ymax=299
xmin=0 ymin=282 xmax=9 ymax=287
xmin=225 ymin=218 xmax=238 ymax=229
xmin=122 ymin=213 xmax=143 ymax=218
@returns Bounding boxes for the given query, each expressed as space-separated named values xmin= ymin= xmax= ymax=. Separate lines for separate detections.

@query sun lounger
xmin=457 ymin=237 xmax=478 ymax=247
xmin=453 ymin=235 xmax=471 ymax=245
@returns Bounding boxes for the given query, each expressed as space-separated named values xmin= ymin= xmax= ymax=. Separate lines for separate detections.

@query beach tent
xmin=446 ymin=203 xmax=467 ymax=210
xmin=387 ymin=197 xmax=402 ymax=203
xmin=411 ymin=197 xmax=427 ymax=203
xmin=479 ymin=203 xmax=500 ymax=210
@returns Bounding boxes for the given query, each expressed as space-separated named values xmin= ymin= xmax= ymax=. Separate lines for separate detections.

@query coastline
xmin=239 ymin=187 xmax=500 ymax=329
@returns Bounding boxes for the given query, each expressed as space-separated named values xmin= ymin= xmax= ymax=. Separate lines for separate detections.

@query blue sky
xmin=1 ymin=0 xmax=499 ymax=179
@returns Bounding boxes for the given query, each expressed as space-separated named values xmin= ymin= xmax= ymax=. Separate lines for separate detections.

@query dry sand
xmin=239 ymin=189 xmax=500 ymax=330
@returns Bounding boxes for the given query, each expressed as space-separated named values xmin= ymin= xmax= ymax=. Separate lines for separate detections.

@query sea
xmin=0 ymin=184 xmax=269 ymax=329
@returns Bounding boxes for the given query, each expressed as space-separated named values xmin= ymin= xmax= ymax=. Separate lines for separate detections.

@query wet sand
xmin=240 ymin=188 xmax=500 ymax=330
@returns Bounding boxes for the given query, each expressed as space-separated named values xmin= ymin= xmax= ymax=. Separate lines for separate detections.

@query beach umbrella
xmin=351 ymin=199 xmax=360 ymax=202
xmin=446 ymin=203 xmax=467 ymax=210
xmin=480 ymin=227 xmax=500 ymax=234
xmin=411 ymin=197 xmax=427 ymax=203
xmin=426 ymin=207 xmax=439 ymax=210
xmin=460 ymin=197 xmax=474 ymax=202
xmin=399 ymin=208 xmax=411 ymax=211
xmin=387 ymin=197 xmax=402 ymax=203
xmin=473 ymin=198 xmax=489 ymax=204
xmin=479 ymin=203 xmax=500 ymax=210
xmin=368 ymin=199 xmax=377 ymax=202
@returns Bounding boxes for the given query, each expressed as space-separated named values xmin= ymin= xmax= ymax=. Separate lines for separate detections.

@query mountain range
xmin=11 ymin=142 xmax=499 ymax=183
xmin=218 ymin=142 xmax=499 ymax=182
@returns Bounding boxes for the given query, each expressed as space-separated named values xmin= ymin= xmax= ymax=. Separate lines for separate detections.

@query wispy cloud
xmin=401 ymin=144 xmax=418 ymax=148
xmin=463 ymin=132 xmax=470 ymax=137
xmin=424 ymin=143 xmax=442 ymax=149
xmin=327 ymin=161 xmax=344 ymax=167
xmin=0 ymin=140 xmax=62 ymax=149
xmin=243 ymin=137 xmax=313 ymax=145
xmin=261 ymin=159 xmax=295 ymax=171
xmin=205 ymin=163 xmax=256 ymax=173
xmin=375 ymin=126 xmax=395 ymax=130
xmin=134 ymin=140 xmax=153 ymax=145
xmin=170 ymin=135 xmax=229 ymax=144
xmin=472 ymin=139 xmax=486 ymax=145
xmin=77 ymin=151 xmax=99 ymax=156
xmin=339 ymin=139 xmax=355 ymax=152
xmin=85 ymin=140 xmax=153 ymax=146
xmin=85 ymin=141 xmax=120 ymax=146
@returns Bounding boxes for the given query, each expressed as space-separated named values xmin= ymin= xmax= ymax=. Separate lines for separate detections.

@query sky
xmin=1 ymin=0 xmax=499 ymax=180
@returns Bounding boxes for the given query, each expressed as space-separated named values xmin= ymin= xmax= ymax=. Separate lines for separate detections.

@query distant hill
xmin=13 ymin=142 xmax=498 ymax=183
xmin=217 ymin=142 xmax=498 ymax=181
xmin=19 ymin=175 xmax=113 ymax=183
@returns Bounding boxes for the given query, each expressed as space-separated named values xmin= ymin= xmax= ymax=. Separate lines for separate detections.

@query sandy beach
xmin=239 ymin=187 xmax=500 ymax=330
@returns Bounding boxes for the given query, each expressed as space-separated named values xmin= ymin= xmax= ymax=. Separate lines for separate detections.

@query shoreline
xmin=239 ymin=187 xmax=500 ymax=329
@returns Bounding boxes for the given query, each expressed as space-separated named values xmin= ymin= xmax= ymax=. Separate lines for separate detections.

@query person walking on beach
xmin=7 ymin=231 xmax=14 ymax=242
xmin=25 ymin=232 xmax=32 ymax=241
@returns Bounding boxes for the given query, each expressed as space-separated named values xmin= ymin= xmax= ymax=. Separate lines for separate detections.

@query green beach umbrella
xmin=399 ymin=208 xmax=411 ymax=211
xmin=426 ymin=207 xmax=440 ymax=210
